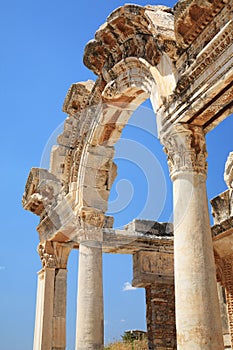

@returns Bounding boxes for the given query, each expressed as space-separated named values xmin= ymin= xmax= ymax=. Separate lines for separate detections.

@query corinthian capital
xmin=161 ymin=124 xmax=207 ymax=180
xmin=37 ymin=241 xmax=73 ymax=269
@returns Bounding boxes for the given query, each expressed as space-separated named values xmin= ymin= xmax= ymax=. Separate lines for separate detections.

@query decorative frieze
xmin=174 ymin=20 xmax=233 ymax=96
xmin=174 ymin=0 xmax=229 ymax=49
xmin=161 ymin=123 xmax=207 ymax=180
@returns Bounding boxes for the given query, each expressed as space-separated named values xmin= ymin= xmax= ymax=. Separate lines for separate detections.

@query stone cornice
xmin=174 ymin=20 xmax=233 ymax=96
xmin=174 ymin=0 xmax=229 ymax=49
xmin=83 ymin=5 xmax=177 ymax=78
xmin=160 ymin=16 xmax=233 ymax=132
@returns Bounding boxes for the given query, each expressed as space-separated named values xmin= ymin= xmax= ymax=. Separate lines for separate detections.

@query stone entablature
xmin=161 ymin=1 xmax=233 ymax=133
xmin=174 ymin=0 xmax=229 ymax=49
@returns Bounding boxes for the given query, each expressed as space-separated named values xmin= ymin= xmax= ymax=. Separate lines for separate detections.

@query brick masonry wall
xmin=146 ymin=283 xmax=176 ymax=350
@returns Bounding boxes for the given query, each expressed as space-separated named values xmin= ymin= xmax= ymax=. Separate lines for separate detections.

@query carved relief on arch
xmin=102 ymin=58 xmax=153 ymax=102
xmin=101 ymin=55 xmax=177 ymax=114
xmin=74 ymin=60 xmax=176 ymax=217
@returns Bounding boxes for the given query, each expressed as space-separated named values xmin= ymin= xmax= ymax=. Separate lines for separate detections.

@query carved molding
xmin=102 ymin=58 xmax=153 ymax=100
xmin=22 ymin=168 xmax=62 ymax=216
xmin=62 ymin=80 xmax=95 ymax=116
xmin=174 ymin=0 xmax=229 ymax=49
xmin=161 ymin=123 xmax=207 ymax=180
xmin=160 ymin=9 xmax=233 ymax=132
xmin=56 ymin=79 xmax=106 ymax=187
xmin=38 ymin=242 xmax=57 ymax=269
xmin=175 ymin=20 xmax=233 ymax=96
xmin=83 ymin=5 xmax=177 ymax=77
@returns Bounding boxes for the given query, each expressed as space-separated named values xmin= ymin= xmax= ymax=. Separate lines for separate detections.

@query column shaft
xmin=33 ymin=242 xmax=71 ymax=350
xmin=173 ymin=174 xmax=223 ymax=349
xmin=161 ymin=124 xmax=224 ymax=349
xmin=33 ymin=269 xmax=55 ymax=350
xmin=33 ymin=268 xmax=68 ymax=350
xmin=76 ymin=241 xmax=103 ymax=350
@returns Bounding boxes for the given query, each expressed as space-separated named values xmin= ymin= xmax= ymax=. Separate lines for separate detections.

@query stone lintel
xmin=36 ymin=217 xmax=174 ymax=254
xmin=73 ymin=228 xmax=173 ymax=254
xmin=102 ymin=229 xmax=173 ymax=254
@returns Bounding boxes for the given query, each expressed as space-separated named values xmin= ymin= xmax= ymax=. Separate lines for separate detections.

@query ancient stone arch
xmin=23 ymin=1 xmax=233 ymax=349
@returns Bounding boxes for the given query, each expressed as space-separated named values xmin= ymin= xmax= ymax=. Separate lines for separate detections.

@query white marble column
xmin=33 ymin=242 xmax=72 ymax=350
xmin=76 ymin=240 xmax=104 ymax=350
xmin=33 ymin=268 xmax=55 ymax=350
xmin=161 ymin=124 xmax=224 ymax=349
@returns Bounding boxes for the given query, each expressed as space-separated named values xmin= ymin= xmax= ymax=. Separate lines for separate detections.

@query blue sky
xmin=0 ymin=0 xmax=233 ymax=349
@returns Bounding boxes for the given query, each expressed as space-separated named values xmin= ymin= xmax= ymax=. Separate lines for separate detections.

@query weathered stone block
xmin=133 ymin=251 xmax=174 ymax=287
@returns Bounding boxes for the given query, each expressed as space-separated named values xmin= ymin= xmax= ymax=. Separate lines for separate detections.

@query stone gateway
xmin=22 ymin=1 xmax=233 ymax=349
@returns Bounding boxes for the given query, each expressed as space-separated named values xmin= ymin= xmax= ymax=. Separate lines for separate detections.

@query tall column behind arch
xmin=161 ymin=124 xmax=224 ymax=349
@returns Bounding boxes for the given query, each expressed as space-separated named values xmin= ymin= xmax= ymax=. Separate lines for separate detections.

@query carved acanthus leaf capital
xmin=38 ymin=242 xmax=57 ymax=269
xmin=37 ymin=241 xmax=73 ymax=269
xmin=161 ymin=123 xmax=207 ymax=180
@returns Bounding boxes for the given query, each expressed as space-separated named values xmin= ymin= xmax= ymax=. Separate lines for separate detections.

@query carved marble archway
xmin=22 ymin=1 xmax=233 ymax=349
